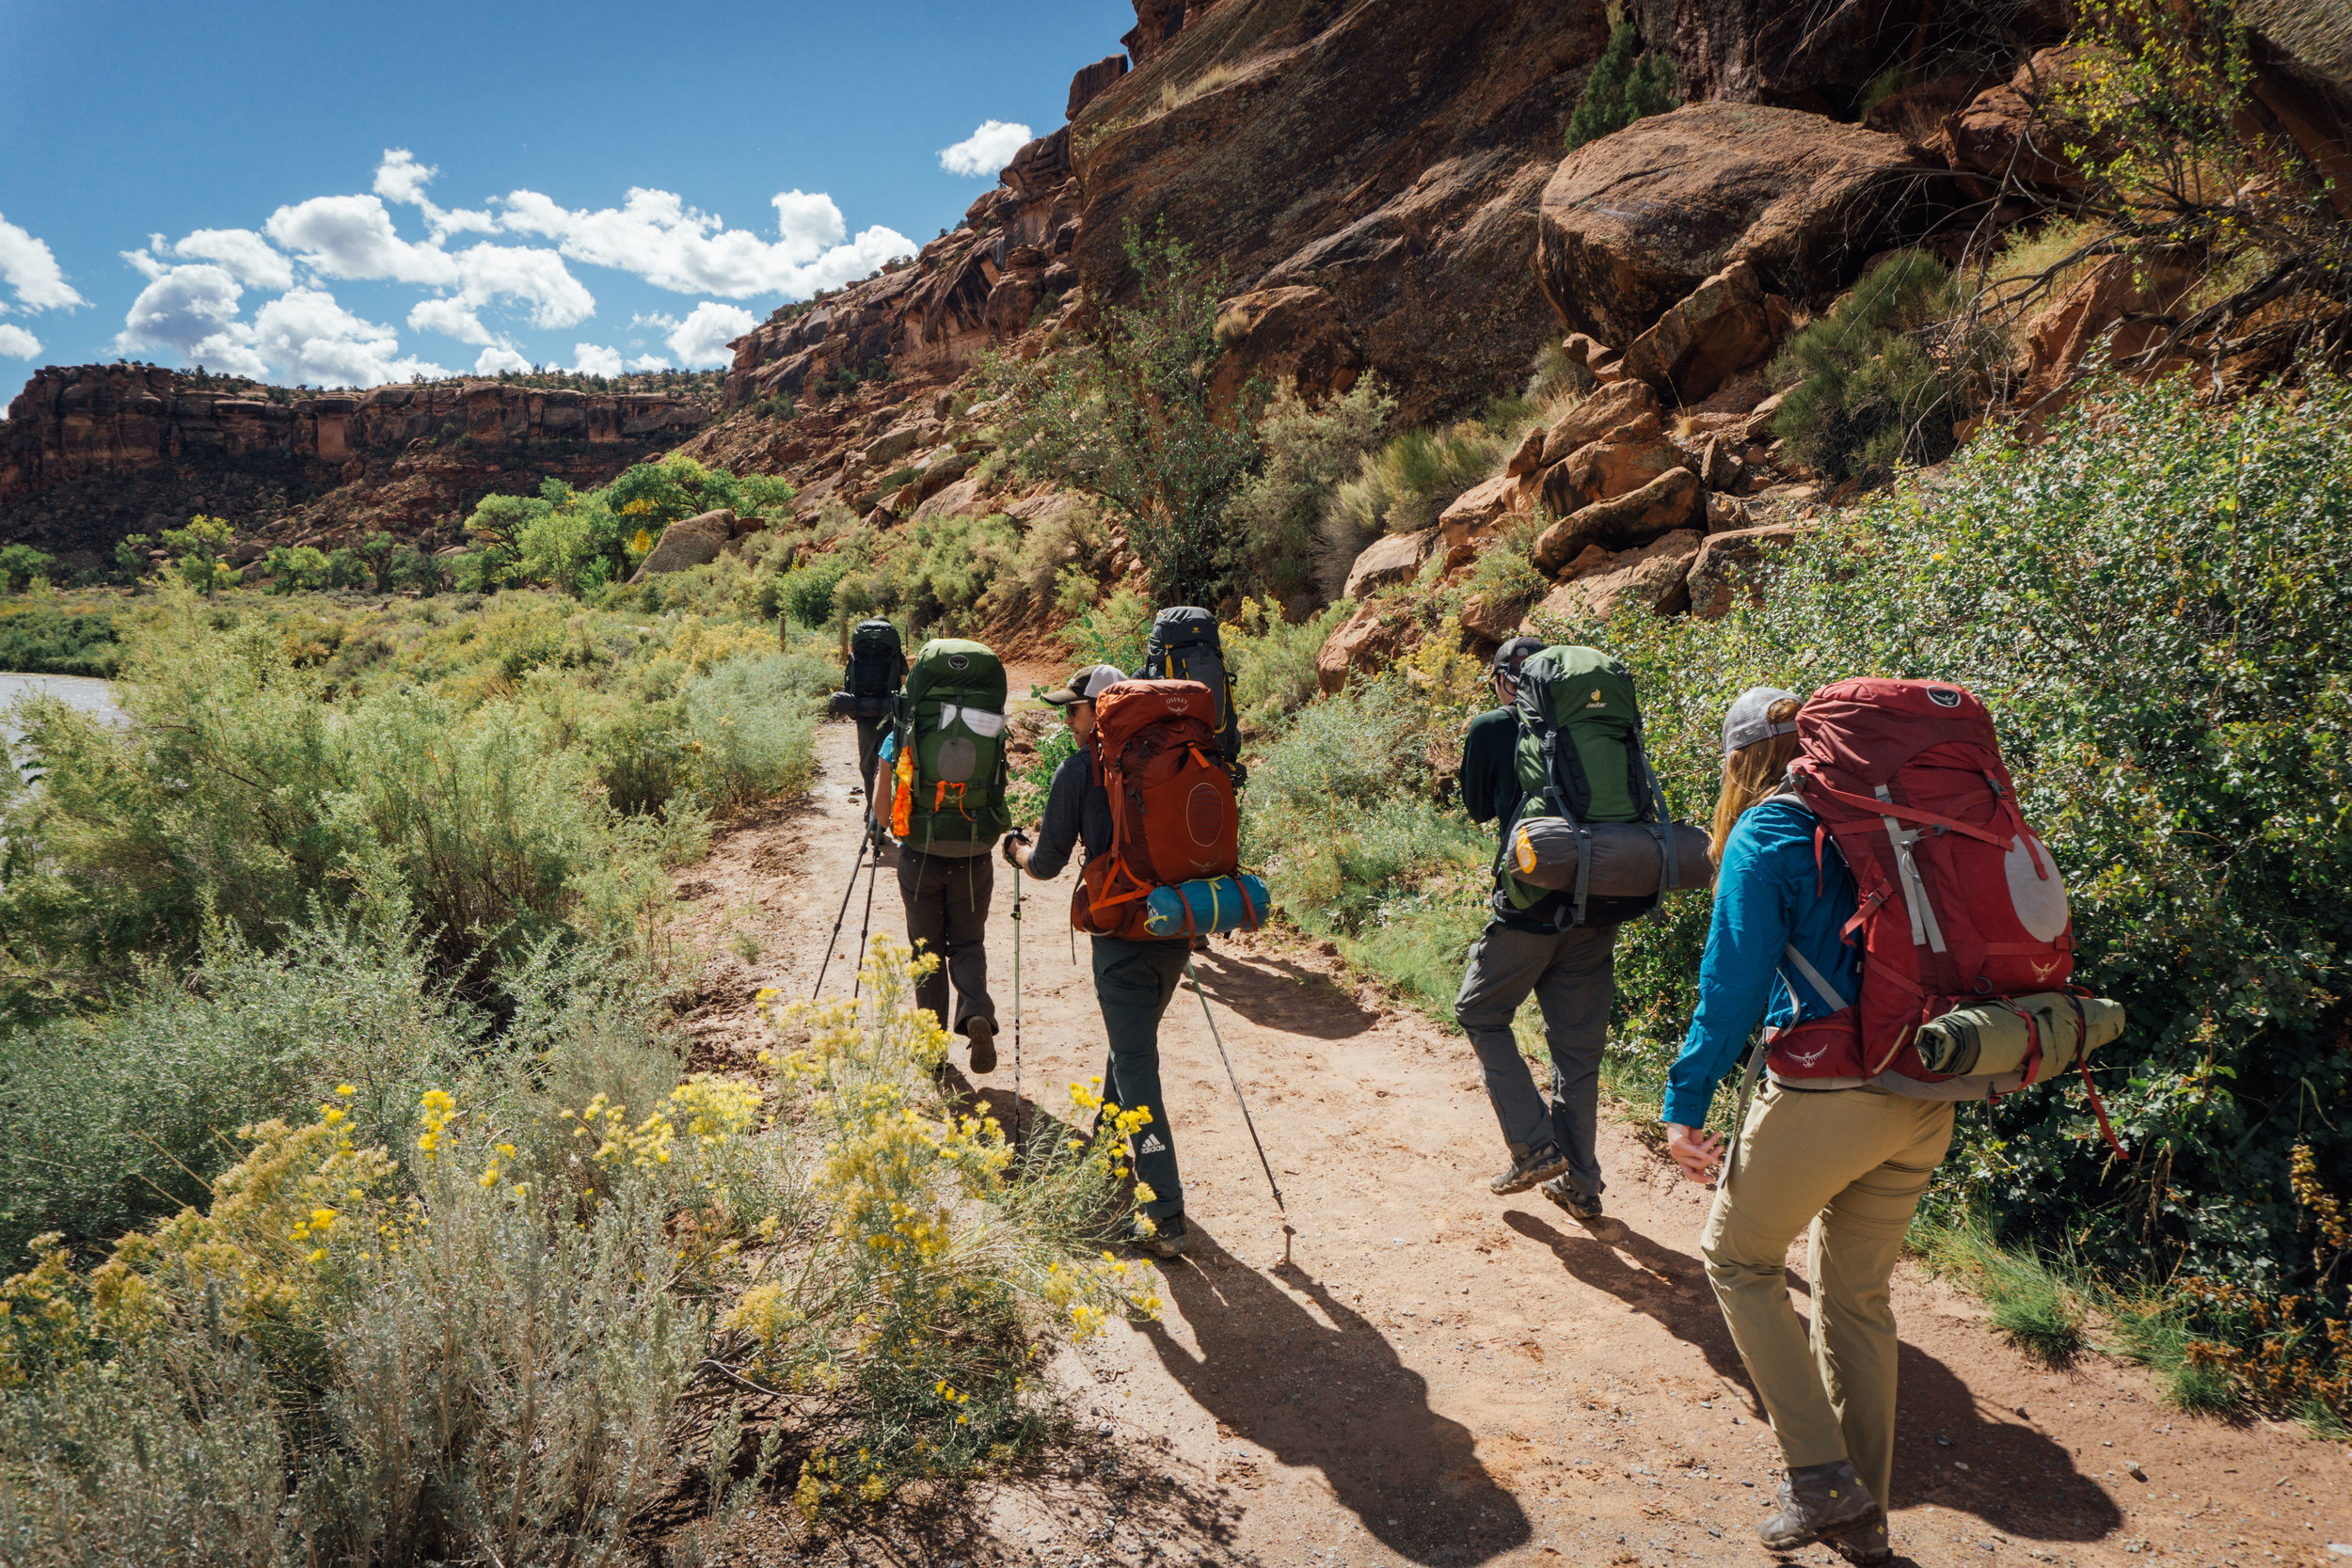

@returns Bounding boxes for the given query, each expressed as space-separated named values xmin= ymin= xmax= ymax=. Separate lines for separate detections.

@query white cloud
xmin=496 ymin=185 xmax=914 ymax=298
xmin=406 ymin=296 xmax=497 ymax=346
xmin=265 ymin=194 xmax=460 ymax=285
xmin=114 ymin=262 xmax=269 ymax=376
xmin=666 ymin=302 xmax=755 ymax=366
xmin=406 ymin=244 xmax=596 ymax=345
xmin=0 ymin=213 xmax=87 ymax=311
xmin=629 ymin=309 xmax=681 ymax=329
xmin=0 ymin=323 xmax=40 ymax=358
xmin=571 ymin=342 xmax=623 ymax=376
xmin=115 ymin=261 xmax=443 ymax=387
xmin=373 ymin=148 xmax=497 ymax=240
xmin=167 ymin=228 xmax=294 ymax=291
xmin=629 ymin=353 xmax=667 ymax=372
xmin=938 ymin=119 xmax=1033 ymax=178
xmin=249 ymin=288 xmax=446 ymax=386
xmin=474 ymin=344 xmax=531 ymax=375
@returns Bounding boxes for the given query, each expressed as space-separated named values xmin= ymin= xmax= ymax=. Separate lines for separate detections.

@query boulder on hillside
xmin=2019 ymin=251 xmax=2200 ymax=404
xmin=1929 ymin=48 xmax=2101 ymax=192
xmin=1540 ymin=381 xmax=1663 ymax=467
xmin=629 ymin=509 xmax=736 ymax=581
xmin=1210 ymin=286 xmax=1365 ymax=409
xmin=1687 ymin=522 xmax=1801 ymax=618
xmin=1526 ymin=530 xmax=1707 ymax=625
xmin=1533 ymin=467 xmax=1703 ymax=573
xmin=1619 ymin=261 xmax=1778 ymax=404
xmin=1459 ymin=588 xmax=1531 ymax=643
xmin=1315 ymin=599 xmax=1413 ymax=693
xmin=1343 ymin=527 xmax=1438 ymax=600
xmin=1535 ymin=103 xmax=1942 ymax=348
xmin=1439 ymin=474 xmax=1524 ymax=555
xmin=1538 ymin=431 xmax=1680 ymax=516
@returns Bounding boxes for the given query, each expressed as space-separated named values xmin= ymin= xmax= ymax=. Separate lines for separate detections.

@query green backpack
xmin=892 ymin=639 xmax=1011 ymax=849
xmin=1496 ymin=645 xmax=1678 ymax=928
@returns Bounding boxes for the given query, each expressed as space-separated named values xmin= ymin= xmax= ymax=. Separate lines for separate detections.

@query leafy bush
xmin=1320 ymin=421 xmax=1502 ymax=598
xmin=1564 ymin=21 xmax=1677 ymax=152
xmin=1224 ymin=597 xmax=1348 ymax=729
xmin=1223 ymin=379 xmax=1395 ymax=610
xmin=1770 ymin=251 xmax=1998 ymax=480
xmin=1057 ymin=586 xmax=1154 ymax=674
xmin=0 ymin=605 xmax=119 ymax=675
xmin=779 ymin=551 xmax=850 ymax=626
xmin=683 ymin=654 xmax=823 ymax=809
xmin=0 ymin=545 xmax=54 ymax=594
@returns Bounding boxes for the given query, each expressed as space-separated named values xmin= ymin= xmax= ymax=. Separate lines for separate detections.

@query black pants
xmin=897 ymin=849 xmax=995 ymax=1037
xmin=1093 ymin=935 xmax=1192 ymax=1220
xmin=853 ymin=718 xmax=886 ymax=830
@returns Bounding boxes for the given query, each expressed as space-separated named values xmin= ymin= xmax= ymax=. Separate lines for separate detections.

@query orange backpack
xmin=1074 ymin=679 xmax=1240 ymax=940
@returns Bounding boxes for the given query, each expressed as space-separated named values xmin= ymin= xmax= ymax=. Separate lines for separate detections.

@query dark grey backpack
xmin=1141 ymin=607 xmax=1242 ymax=775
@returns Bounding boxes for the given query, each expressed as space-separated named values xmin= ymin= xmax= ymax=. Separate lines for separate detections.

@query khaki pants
xmin=1700 ymin=1083 xmax=1954 ymax=1513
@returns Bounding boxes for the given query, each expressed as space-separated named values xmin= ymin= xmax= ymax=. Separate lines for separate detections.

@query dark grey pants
xmin=1092 ymin=935 xmax=1192 ymax=1220
xmin=1453 ymin=919 xmax=1617 ymax=1197
xmin=898 ymin=849 xmax=995 ymax=1037
xmin=853 ymin=718 xmax=886 ymax=830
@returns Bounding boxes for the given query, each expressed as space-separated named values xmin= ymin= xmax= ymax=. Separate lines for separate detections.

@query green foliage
xmin=779 ymin=552 xmax=850 ymax=626
xmin=983 ymin=224 xmax=1262 ymax=605
xmin=1223 ymin=379 xmax=1396 ymax=610
xmin=459 ymin=459 xmax=797 ymax=599
xmin=1224 ymin=597 xmax=1348 ymax=730
xmin=0 ymin=605 xmax=119 ymax=676
xmin=871 ymin=511 xmax=1021 ymax=634
xmin=1564 ymin=22 xmax=1677 ymax=152
xmin=1058 ymin=586 xmax=1154 ymax=674
xmin=1320 ymin=420 xmax=1503 ymax=599
xmin=1916 ymin=1221 xmax=2087 ymax=1364
xmin=1769 ymin=251 xmax=1994 ymax=480
xmin=159 ymin=514 xmax=236 ymax=598
xmin=0 ymin=545 xmax=54 ymax=594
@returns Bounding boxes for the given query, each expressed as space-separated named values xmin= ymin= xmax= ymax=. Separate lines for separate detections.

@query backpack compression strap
xmin=1534 ymin=676 xmax=1596 ymax=931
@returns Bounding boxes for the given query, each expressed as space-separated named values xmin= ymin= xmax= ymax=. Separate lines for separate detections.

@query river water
xmin=2 ymin=673 xmax=123 ymax=781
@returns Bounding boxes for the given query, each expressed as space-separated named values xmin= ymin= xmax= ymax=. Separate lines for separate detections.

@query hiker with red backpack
xmin=1662 ymin=683 xmax=2123 ymax=1566
xmin=1007 ymin=662 xmax=1268 ymax=1260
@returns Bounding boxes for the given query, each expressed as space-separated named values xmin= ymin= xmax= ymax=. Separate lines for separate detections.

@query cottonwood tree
xmin=985 ymin=224 xmax=1263 ymax=607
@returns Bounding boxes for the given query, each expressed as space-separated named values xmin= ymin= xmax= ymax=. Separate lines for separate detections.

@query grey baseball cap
xmin=1489 ymin=636 xmax=1545 ymax=677
xmin=1043 ymin=664 xmax=1127 ymax=705
xmin=1724 ymin=686 xmax=1803 ymax=755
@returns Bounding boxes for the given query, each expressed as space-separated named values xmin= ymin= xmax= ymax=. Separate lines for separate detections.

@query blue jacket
xmin=1661 ymin=796 xmax=1861 ymax=1128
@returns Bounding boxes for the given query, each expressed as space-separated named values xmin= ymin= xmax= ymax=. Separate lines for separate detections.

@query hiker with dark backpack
xmin=1007 ymin=662 xmax=1268 ymax=1259
xmin=1454 ymin=645 xmax=1704 ymax=1221
xmin=1662 ymin=683 xmax=2124 ymax=1565
xmin=832 ymin=617 xmax=906 ymax=836
xmin=871 ymin=638 xmax=1010 ymax=1076
xmin=1138 ymin=608 xmax=1244 ymax=784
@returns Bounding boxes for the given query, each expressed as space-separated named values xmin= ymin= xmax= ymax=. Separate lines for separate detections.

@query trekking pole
xmin=1010 ymin=859 xmax=1025 ymax=1149
xmin=1185 ymin=953 xmax=1289 ymax=1227
xmin=809 ymin=823 xmax=871 ymax=1001
xmin=850 ymin=821 xmax=882 ymax=1000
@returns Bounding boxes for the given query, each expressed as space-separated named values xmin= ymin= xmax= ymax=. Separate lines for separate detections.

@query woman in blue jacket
xmin=1661 ymin=688 xmax=1955 ymax=1568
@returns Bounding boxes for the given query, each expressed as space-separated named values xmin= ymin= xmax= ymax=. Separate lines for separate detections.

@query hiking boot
xmin=1489 ymin=1142 xmax=1570 ymax=1196
xmin=1128 ymin=1211 xmax=1187 ymax=1259
xmin=1540 ymin=1173 xmax=1604 ymax=1222
xmin=1756 ymin=1460 xmax=1883 ymax=1553
xmin=965 ymin=1017 xmax=997 ymax=1074
xmin=1829 ymin=1520 xmax=1893 ymax=1565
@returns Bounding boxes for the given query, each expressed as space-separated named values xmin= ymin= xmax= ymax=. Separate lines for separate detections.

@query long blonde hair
xmin=1709 ymin=698 xmax=1803 ymax=864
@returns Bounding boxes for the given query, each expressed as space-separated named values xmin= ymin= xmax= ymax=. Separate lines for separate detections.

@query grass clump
xmin=1915 ymin=1220 xmax=2088 ymax=1365
xmin=0 ymin=603 xmax=119 ymax=675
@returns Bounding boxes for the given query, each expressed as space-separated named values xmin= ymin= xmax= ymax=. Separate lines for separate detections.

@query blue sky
xmin=0 ymin=0 xmax=1130 ymax=386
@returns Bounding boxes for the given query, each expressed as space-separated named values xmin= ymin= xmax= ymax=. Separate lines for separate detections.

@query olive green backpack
xmin=891 ymin=639 xmax=1010 ymax=849
xmin=1494 ymin=645 xmax=1679 ymax=928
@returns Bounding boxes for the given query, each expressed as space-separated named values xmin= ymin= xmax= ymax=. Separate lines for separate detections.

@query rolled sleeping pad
xmin=1509 ymin=818 xmax=1716 ymax=896
xmin=1143 ymin=874 xmax=1272 ymax=938
xmin=1913 ymin=992 xmax=2125 ymax=1083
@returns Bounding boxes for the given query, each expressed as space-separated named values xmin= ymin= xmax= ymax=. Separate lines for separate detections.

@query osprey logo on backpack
xmin=1927 ymin=686 xmax=1963 ymax=708
xmin=947 ymin=654 xmax=969 ymax=671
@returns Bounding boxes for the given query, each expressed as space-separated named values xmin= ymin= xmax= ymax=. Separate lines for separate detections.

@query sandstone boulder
xmin=1619 ymin=261 xmax=1777 ymax=404
xmin=1676 ymin=0 xmax=2070 ymax=119
xmin=1459 ymin=590 xmax=1530 ymax=644
xmin=1549 ymin=432 xmax=1680 ymax=515
xmin=1700 ymin=435 xmax=1745 ymax=491
xmin=629 ymin=509 xmax=735 ymax=581
xmin=1210 ymin=285 xmax=1364 ymax=409
xmin=1535 ymin=103 xmax=1940 ymax=348
xmin=1315 ymin=599 xmax=1413 ymax=693
xmin=1539 ymin=381 xmax=1662 ymax=467
xmin=1533 ymin=468 xmax=1703 ymax=574
xmin=1928 ymin=49 xmax=2099 ymax=191
xmin=1343 ymin=527 xmax=1437 ymax=600
xmin=1526 ymin=530 xmax=1706 ymax=626
xmin=2019 ymin=251 xmax=2199 ymax=404
xmin=1438 ymin=474 xmax=1523 ymax=554
xmin=1687 ymin=523 xmax=1801 ymax=618
xmin=1504 ymin=426 xmax=1547 ymax=477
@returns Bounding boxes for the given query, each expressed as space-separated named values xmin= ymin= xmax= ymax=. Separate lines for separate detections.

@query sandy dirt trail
xmin=672 ymin=713 xmax=2350 ymax=1568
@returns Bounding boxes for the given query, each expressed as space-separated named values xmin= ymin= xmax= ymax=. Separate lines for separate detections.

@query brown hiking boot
xmin=1830 ymin=1520 xmax=1893 ymax=1565
xmin=1489 ymin=1142 xmax=1570 ymax=1196
xmin=965 ymin=1017 xmax=997 ymax=1074
xmin=1756 ymin=1460 xmax=1883 ymax=1552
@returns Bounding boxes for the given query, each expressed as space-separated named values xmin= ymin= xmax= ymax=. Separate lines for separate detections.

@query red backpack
xmin=1765 ymin=679 xmax=2120 ymax=1141
xmin=1074 ymin=679 xmax=1247 ymax=941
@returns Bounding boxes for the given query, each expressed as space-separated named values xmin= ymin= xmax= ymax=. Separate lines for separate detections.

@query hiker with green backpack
xmin=872 ymin=638 xmax=1010 ymax=1075
xmin=1455 ymin=645 xmax=1708 ymax=1220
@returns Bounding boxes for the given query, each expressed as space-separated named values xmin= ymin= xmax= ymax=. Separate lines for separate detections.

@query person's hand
xmin=1002 ymin=830 xmax=1029 ymax=870
xmin=1664 ymin=1122 xmax=1727 ymax=1185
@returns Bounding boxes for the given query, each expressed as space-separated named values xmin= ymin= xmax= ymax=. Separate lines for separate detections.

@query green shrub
xmin=779 ymin=552 xmax=850 ymax=626
xmin=1769 ymin=250 xmax=1997 ymax=480
xmin=0 ymin=545 xmax=54 ymax=594
xmin=1564 ymin=21 xmax=1677 ymax=152
xmin=1225 ymin=597 xmax=1348 ymax=729
xmin=1058 ymin=586 xmax=1154 ymax=673
xmin=1224 ymin=379 xmax=1395 ymax=610
xmin=1321 ymin=421 xmax=1502 ymax=598
xmin=682 ymin=653 xmax=822 ymax=810
xmin=874 ymin=511 xmax=1021 ymax=634
xmin=0 ymin=605 xmax=119 ymax=675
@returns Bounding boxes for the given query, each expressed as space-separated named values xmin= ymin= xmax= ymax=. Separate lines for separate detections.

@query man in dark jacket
xmin=1452 ymin=634 xmax=1617 ymax=1223
xmin=1006 ymin=663 xmax=1190 ymax=1259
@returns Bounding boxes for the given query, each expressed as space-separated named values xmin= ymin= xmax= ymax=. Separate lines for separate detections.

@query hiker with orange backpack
xmin=1663 ymin=683 xmax=2123 ymax=1566
xmin=1007 ymin=663 xmax=1268 ymax=1259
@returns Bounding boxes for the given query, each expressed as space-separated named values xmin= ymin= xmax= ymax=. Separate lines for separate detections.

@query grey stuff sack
xmin=1508 ymin=818 xmax=1716 ymax=897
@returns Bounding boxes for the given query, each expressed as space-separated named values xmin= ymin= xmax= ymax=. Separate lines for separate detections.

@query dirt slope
xmin=669 ymin=715 xmax=2351 ymax=1568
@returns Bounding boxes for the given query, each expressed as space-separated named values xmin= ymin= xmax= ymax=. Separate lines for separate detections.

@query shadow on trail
xmin=1184 ymin=946 xmax=1377 ymax=1041
xmin=1139 ymin=1226 xmax=1532 ymax=1566
xmin=1502 ymin=1210 xmax=2122 ymax=1544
